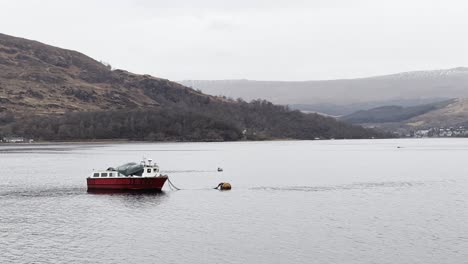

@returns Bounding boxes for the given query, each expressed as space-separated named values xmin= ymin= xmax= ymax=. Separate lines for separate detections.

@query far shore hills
xmin=0 ymin=33 xmax=383 ymax=141
xmin=182 ymin=68 xmax=468 ymax=137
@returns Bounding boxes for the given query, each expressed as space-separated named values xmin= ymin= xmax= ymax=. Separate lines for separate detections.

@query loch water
xmin=1 ymin=139 xmax=468 ymax=263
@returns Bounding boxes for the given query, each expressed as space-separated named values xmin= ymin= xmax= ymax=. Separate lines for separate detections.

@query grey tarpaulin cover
xmin=116 ymin=162 xmax=144 ymax=176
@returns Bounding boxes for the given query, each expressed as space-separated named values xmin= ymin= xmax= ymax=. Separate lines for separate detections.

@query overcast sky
xmin=1 ymin=0 xmax=467 ymax=81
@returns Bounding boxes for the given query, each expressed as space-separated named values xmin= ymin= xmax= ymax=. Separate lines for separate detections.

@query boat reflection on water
xmin=86 ymin=189 xmax=167 ymax=195
xmin=87 ymin=188 xmax=169 ymax=208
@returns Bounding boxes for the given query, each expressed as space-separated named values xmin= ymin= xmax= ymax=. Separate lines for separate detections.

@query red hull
xmin=87 ymin=176 xmax=168 ymax=191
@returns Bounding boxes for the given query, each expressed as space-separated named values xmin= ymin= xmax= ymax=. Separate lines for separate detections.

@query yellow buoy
xmin=216 ymin=182 xmax=231 ymax=190
xmin=221 ymin=182 xmax=231 ymax=190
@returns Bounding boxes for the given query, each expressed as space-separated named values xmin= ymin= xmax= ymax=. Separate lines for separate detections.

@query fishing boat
xmin=87 ymin=159 xmax=168 ymax=192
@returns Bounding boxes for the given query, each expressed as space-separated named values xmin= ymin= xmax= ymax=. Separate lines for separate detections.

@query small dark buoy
xmin=217 ymin=167 xmax=223 ymax=172
xmin=215 ymin=182 xmax=231 ymax=190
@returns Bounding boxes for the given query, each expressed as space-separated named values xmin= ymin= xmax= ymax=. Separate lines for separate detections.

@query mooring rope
xmin=167 ymin=177 xmax=230 ymax=191
xmin=167 ymin=177 xmax=181 ymax=191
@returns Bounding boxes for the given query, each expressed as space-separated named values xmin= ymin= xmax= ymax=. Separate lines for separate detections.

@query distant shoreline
xmin=2 ymin=136 xmax=321 ymax=145
xmin=1 ymin=137 xmax=465 ymax=147
xmin=0 ymin=137 xmax=435 ymax=146
xmin=0 ymin=138 xmax=343 ymax=145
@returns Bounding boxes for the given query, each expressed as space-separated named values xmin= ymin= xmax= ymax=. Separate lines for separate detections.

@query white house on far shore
xmin=2 ymin=137 xmax=26 ymax=143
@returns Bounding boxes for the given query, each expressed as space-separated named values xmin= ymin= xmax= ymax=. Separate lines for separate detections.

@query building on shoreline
xmin=411 ymin=127 xmax=468 ymax=138
xmin=1 ymin=137 xmax=34 ymax=143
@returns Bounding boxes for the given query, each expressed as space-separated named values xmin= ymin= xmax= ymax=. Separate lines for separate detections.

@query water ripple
xmin=251 ymin=181 xmax=426 ymax=192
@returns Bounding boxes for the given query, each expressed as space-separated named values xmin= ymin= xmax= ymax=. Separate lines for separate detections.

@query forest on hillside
xmin=0 ymin=99 xmax=383 ymax=141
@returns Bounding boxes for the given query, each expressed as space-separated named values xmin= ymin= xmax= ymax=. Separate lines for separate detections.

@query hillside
xmin=180 ymin=68 xmax=468 ymax=115
xmin=0 ymin=33 xmax=381 ymax=141
xmin=404 ymin=99 xmax=468 ymax=128
xmin=340 ymin=99 xmax=468 ymax=135
xmin=341 ymin=100 xmax=454 ymax=124
xmin=0 ymin=33 xmax=208 ymax=114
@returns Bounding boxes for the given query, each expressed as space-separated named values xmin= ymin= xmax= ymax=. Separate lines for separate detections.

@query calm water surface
xmin=1 ymin=139 xmax=468 ymax=263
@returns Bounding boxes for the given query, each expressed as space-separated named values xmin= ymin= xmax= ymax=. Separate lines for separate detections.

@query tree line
xmin=1 ymin=99 xmax=384 ymax=141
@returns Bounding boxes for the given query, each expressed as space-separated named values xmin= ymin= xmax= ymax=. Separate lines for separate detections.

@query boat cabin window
xmin=109 ymin=173 xmax=114 ymax=177
xmin=93 ymin=173 xmax=99 ymax=177
xmin=147 ymin=169 xmax=151 ymax=173
xmin=101 ymin=173 xmax=108 ymax=177
xmin=153 ymin=168 xmax=158 ymax=172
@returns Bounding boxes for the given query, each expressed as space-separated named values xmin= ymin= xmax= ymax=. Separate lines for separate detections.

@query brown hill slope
xmin=0 ymin=33 xmax=209 ymax=114
xmin=404 ymin=99 xmax=468 ymax=128
xmin=339 ymin=99 xmax=468 ymax=135
xmin=0 ymin=33 xmax=382 ymax=141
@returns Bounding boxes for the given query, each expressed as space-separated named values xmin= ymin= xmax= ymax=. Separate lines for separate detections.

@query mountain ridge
xmin=181 ymin=67 xmax=468 ymax=84
xmin=180 ymin=67 xmax=468 ymax=115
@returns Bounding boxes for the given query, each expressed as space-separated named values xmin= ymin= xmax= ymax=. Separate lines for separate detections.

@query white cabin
xmin=89 ymin=159 xmax=162 ymax=178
